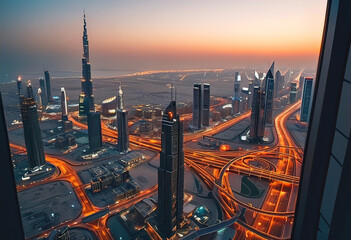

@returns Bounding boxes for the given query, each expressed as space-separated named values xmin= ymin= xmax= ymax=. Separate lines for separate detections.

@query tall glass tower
xmin=192 ymin=83 xmax=202 ymax=129
xmin=300 ymin=78 xmax=314 ymax=122
xmin=158 ymin=90 xmax=184 ymax=238
xmin=20 ymin=85 xmax=46 ymax=169
xmin=116 ymin=84 xmax=129 ymax=153
xmin=79 ymin=13 xmax=95 ymax=117
xmin=250 ymin=86 xmax=266 ymax=140
xmin=264 ymin=62 xmax=275 ymax=123
xmin=44 ymin=70 xmax=52 ymax=103
xmin=202 ymin=83 xmax=210 ymax=126
xmin=232 ymin=71 xmax=241 ymax=114
xmin=39 ymin=77 xmax=47 ymax=106
xmin=61 ymin=87 xmax=68 ymax=121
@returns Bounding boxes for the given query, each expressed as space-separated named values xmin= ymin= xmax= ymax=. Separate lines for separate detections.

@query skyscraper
xmin=289 ymin=82 xmax=297 ymax=103
xmin=275 ymin=70 xmax=282 ymax=98
xmin=202 ymin=83 xmax=210 ymax=126
xmin=249 ymin=86 xmax=265 ymax=140
xmin=158 ymin=93 xmax=184 ymax=238
xmin=293 ymin=1 xmax=351 ymax=238
xmin=248 ymin=80 xmax=254 ymax=108
xmin=0 ymin=92 xmax=25 ymax=240
xmin=116 ymin=84 xmax=129 ymax=153
xmin=26 ymin=81 xmax=34 ymax=98
xmin=61 ymin=87 xmax=68 ymax=121
xmin=300 ymin=78 xmax=314 ymax=122
xmin=20 ymin=86 xmax=46 ymax=169
xmin=264 ymin=62 xmax=275 ymax=123
xmin=232 ymin=72 xmax=241 ymax=114
xmin=16 ymin=76 xmax=22 ymax=96
xmin=87 ymin=112 xmax=102 ymax=152
xmin=44 ymin=70 xmax=52 ymax=103
xmin=79 ymin=14 xmax=95 ymax=117
xmin=39 ymin=77 xmax=47 ymax=106
xmin=36 ymin=88 xmax=42 ymax=108
xmin=254 ymin=71 xmax=260 ymax=87
xmin=192 ymin=83 xmax=202 ymax=129
xmin=299 ymin=75 xmax=304 ymax=90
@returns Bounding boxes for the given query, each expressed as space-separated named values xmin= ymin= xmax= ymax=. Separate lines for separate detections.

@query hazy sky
xmin=0 ymin=0 xmax=327 ymax=79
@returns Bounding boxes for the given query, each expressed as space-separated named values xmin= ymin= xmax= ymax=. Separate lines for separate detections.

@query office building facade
xmin=39 ymin=77 xmax=47 ymax=106
xmin=0 ymin=93 xmax=25 ymax=240
xmin=249 ymin=86 xmax=266 ymax=140
xmin=158 ymin=99 xmax=184 ymax=238
xmin=192 ymin=83 xmax=202 ymax=129
xmin=292 ymin=1 xmax=351 ymax=239
xmin=232 ymin=72 xmax=241 ymax=114
xmin=275 ymin=70 xmax=282 ymax=99
xmin=87 ymin=112 xmax=102 ymax=152
xmin=202 ymin=83 xmax=210 ymax=126
xmin=300 ymin=78 xmax=314 ymax=122
xmin=289 ymin=82 xmax=297 ymax=103
xmin=264 ymin=62 xmax=275 ymax=123
xmin=44 ymin=70 xmax=52 ymax=103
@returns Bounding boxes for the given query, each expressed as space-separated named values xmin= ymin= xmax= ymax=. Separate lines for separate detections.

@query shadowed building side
xmin=292 ymin=1 xmax=351 ymax=239
xmin=20 ymin=84 xmax=46 ymax=169
xmin=87 ymin=112 xmax=102 ymax=152
xmin=249 ymin=86 xmax=266 ymax=141
xmin=158 ymin=94 xmax=184 ymax=238
xmin=202 ymin=83 xmax=210 ymax=126
xmin=264 ymin=62 xmax=275 ymax=123
xmin=0 ymin=92 xmax=25 ymax=240
xmin=192 ymin=83 xmax=202 ymax=130
xmin=44 ymin=70 xmax=52 ymax=103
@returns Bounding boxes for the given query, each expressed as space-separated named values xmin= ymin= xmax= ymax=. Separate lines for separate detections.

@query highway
xmin=11 ymin=92 xmax=304 ymax=239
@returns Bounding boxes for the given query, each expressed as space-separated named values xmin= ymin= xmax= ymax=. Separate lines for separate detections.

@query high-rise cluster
xmin=79 ymin=14 xmax=95 ymax=117
xmin=116 ymin=83 xmax=129 ymax=153
xmin=158 ymin=89 xmax=184 ymax=238
xmin=192 ymin=82 xmax=210 ymax=129
xmin=249 ymin=62 xmax=275 ymax=140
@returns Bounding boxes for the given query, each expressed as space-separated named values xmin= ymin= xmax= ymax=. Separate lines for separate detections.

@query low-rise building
xmin=119 ymin=152 xmax=145 ymax=169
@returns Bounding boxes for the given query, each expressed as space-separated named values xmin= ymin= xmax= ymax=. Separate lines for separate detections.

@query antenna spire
xmin=170 ymin=84 xmax=176 ymax=101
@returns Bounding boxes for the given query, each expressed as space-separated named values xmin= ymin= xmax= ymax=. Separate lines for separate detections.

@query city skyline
xmin=0 ymin=0 xmax=327 ymax=79
xmin=2 ymin=1 xmax=351 ymax=240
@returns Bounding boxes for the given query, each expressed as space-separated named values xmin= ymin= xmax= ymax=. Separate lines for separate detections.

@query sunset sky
xmin=0 ymin=0 xmax=327 ymax=79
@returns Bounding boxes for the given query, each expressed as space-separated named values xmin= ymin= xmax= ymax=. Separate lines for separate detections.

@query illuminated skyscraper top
xmin=16 ymin=76 xmax=22 ymax=96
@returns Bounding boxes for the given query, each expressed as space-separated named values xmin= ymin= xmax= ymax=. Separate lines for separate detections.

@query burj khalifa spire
xmin=79 ymin=13 xmax=95 ymax=117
